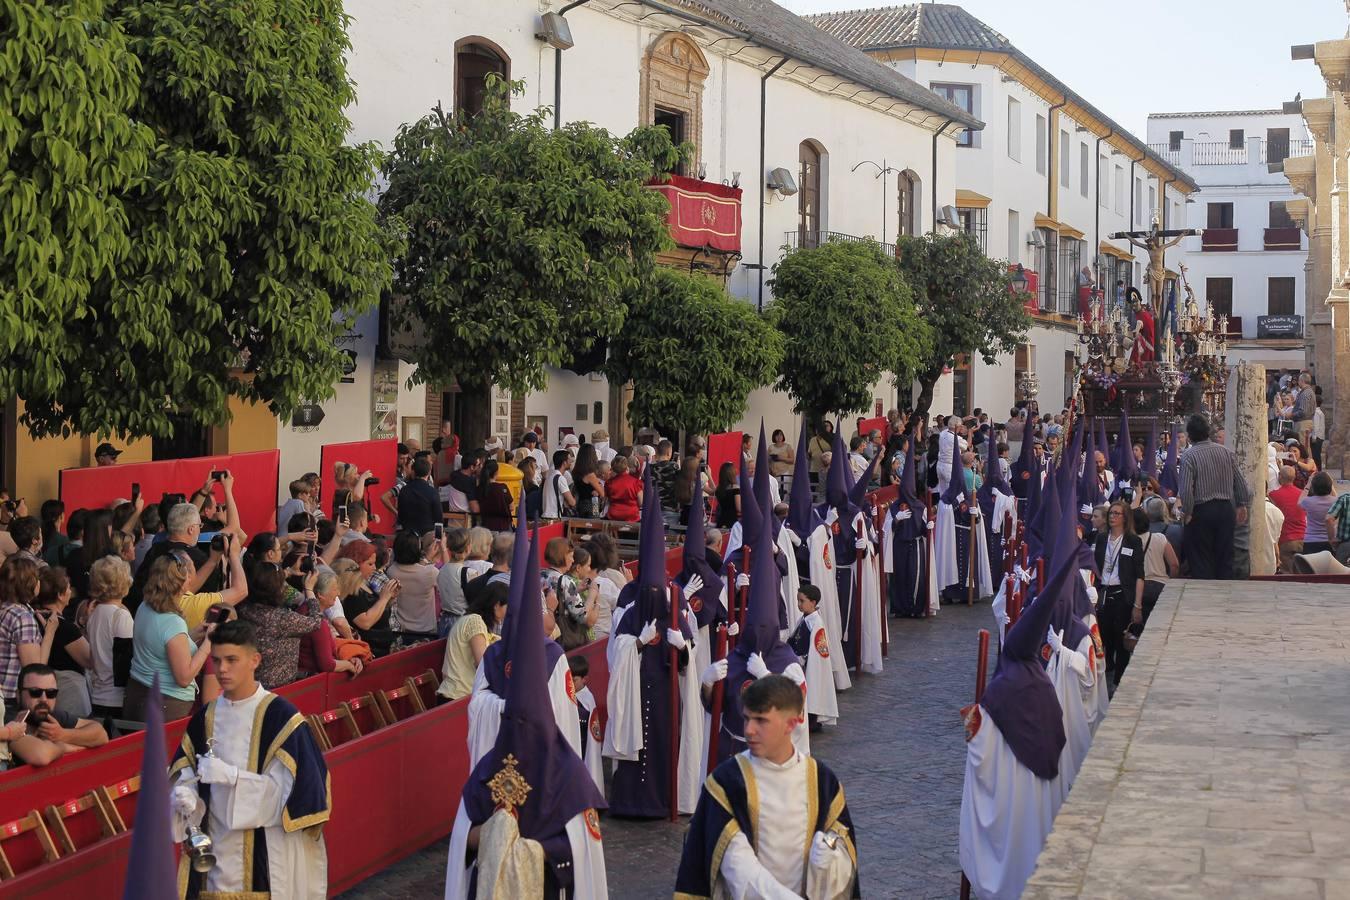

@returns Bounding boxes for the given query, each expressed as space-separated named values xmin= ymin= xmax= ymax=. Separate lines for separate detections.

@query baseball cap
xmin=521 ymin=431 xmax=539 ymax=445
xmin=94 ymin=442 xmax=122 ymax=459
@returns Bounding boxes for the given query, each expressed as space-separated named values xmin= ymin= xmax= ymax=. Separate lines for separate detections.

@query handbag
xmin=556 ymin=610 xmax=591 ymax=650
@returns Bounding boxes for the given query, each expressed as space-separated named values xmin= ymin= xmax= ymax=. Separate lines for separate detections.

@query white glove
xmin=855 ymin=536 xmax=869 ymax=550
xmin=666 ymin=627 xmax=686 ymax=650
xmin=735 ymin=573 xmax=750 ymax=589
xmin=638 ymin=619 xmax=658 ymax=645
xmin=746 ymin=652 xmax=770 ymax=679
xmin=172 ymin=784 xmax=198 ymax=818
xmin=684 ymin=574 xmax=704 ymax=596
xmin=824 ymin=507 xmax=839 ymax=526
xmin=727 ymin=621 xmax=740 ymax=637
xmin=1047 ymin=626 xmax=1064 ymax=654
xmin=927 ymin=520 xmax=935 ymax=531
xmin=784 ymin=665 xmax=806 ymax=687
xmin=809 ymin=830 xmax=842 ymax=868
xmin=895 ymin=508 xmax=912 ymax=521
xmin=197 ymin=756 xmax=238 ymax=786
xmin=700 ymin=659 xmax=728 ymax=686
xmin=999 ymin=612 xmax=1011 ymax=626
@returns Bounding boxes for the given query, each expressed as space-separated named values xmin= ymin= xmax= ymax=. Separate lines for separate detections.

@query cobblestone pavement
xmin=339 ymin=603 xmax=995 ymax=899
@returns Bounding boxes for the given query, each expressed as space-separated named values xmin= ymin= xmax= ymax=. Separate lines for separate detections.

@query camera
xmin=364 ymin=477 xmax=380 ymax=487
xmin=211 ymin=470 xmax=226 ymax=482
xmin=208 ymin=605 xmax=231 ymax=625
xmin=2 ymin=499 xmax=17 ymax=513
xmin=210 ymin=533 xmax=229 ymax=553
xmin=300 ymin=554 xmax=316 ymax=574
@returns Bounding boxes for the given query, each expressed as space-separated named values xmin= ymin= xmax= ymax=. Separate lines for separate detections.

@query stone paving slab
xmin=1028 ymin=580 xmax=1350 ymax=899
xmin=338 ymin=604 xmax=999 ymax=899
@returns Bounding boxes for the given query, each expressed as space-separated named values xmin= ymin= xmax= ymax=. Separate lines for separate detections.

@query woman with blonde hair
xmin=331 ymin=460 xmax=375 ymax=520
xmin=124 ymin=553 xmax=215 ymax=721
xmin=86 ymin=556 xmax=135 ymax=718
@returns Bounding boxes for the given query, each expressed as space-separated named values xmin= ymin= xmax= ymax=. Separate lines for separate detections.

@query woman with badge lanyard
xmin=1093 ymin=500 xmax=1144 ymax=694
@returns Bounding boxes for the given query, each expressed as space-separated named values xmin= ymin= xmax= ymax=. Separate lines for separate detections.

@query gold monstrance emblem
xmin=487 ymin=754 xmax=532 ymax=815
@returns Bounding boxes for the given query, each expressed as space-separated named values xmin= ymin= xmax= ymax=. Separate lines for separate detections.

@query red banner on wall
xmin=319 ymin=439 xmax=398 ymax=535
xmin=60 ymin=450 xmax=281 ymax=539
xmin=647 ymin=175 xmax=743 ymax=253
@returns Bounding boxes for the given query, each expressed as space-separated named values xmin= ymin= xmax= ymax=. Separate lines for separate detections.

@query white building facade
xmin=810 ymin=4 xmax=1197 ymax=419
xmin=1145 ymin=109 xmax=1311 ymax=375
xmin=336 ymin=0 xmax=977 ymax=454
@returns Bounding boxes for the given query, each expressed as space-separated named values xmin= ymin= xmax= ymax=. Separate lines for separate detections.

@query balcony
xmin=647 ymin=174 xmax=742 ymax=253
xmin=783 ymin=230 xmax=896 ymax=258
xmin=1264 ymin=227 xmax=1303 ymax=251
xmin=1261 ymin=140 xmax=1315 ymax=165
xmin=1201 ymin=228 xmax=1239 ymax=252
xmin=1224 ymin=315 xmax=1242 ymax=338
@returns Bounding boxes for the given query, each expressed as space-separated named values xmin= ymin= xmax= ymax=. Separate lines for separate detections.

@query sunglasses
xmin=24 ymin=687 xmax=58 ymax=699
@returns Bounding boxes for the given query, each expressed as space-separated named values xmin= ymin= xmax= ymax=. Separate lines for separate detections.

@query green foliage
xmin=894 ymin=231 xmax=1030 ymax=413
xmin=378 ymin=78 xmax=681 ymax=395
xmin=606 ymin=269 xmax=782 ymax=434
xmin=1 ymin=0 xmax=393 ymax=438
xmin=769 ymin=240 xmax=930 ymax=421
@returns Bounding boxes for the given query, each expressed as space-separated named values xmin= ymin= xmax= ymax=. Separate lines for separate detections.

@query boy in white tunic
xmin=170 ymin=620 xmax=331 ymax=900
xmin=675 ymin=675 xmax=857 ymax=899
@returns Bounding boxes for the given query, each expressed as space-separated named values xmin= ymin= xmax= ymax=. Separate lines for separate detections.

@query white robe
xmin=935 ymin=495 xmax=994 ymax=599
xmin=799 ymin=524 xmax=851 ymax=692
xmin=853 ymin=512 xmax=884 ymax=676
xmin=959 ymin=709 xmax=1060 ymax=900
xmin=796 ymin=611 xmax=838 ymax=725
xmin=601 ymin=597 xmax=705 ymax=815
xmin=468 ymin=654 xmax=580 ymax=769
xmin=575 ymin=687 xmax=605 ymax=797
xmin=171 ymin=686 xmax=327 ymax=900
xmin=1047 ymin=636 xmax=1094 ymax=805
xmin=444 ymin=800 xmax=607 ymax=899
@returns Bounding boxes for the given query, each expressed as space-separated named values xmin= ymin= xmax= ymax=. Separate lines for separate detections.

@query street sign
xmin=1257 ymin=315 xmax=1302 ymax=339
xmin=292 ymin=403 xmax=326 ymax=429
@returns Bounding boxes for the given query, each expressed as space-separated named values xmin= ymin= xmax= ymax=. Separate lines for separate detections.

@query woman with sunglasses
xmin=124 ymin=554 xmax=217 ymax=721
xmin=1092 ymin=500 xmax=1145 ymax=693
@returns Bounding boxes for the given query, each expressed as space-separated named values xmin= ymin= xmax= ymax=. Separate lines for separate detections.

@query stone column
xmin=1234 ymin=361 xmax=1275 ymax=577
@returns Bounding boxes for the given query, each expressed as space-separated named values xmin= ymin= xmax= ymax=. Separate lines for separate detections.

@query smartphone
xmin=300 ymin=555 xmax=316 ymax=574
xmin=209 ymin=606 xmax=231 ymax=625
xmin=1 ymin=499 xmax=16 ymax=513
xmin=434 ymin=523 xmax=444 ymax=540
xmin=211 ymin=470 xmax=226 ymax=482
xmin=337 ymin=504 xmax=347 ymax=521
xmin=12 ymin=710 xmax=28 ymax=725
xmin=130 ymin=482 xmax=141 ymax=505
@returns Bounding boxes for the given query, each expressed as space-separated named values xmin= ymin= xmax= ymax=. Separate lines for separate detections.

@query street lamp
xmin=1010 ymin=263 xmax=1029 ymax=293
xmin=851 ymin=158 xmax=901 ymax=245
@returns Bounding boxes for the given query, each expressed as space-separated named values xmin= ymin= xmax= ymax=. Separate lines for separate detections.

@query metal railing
xmin=1261 ymin=139 xmax=1315 ymax=164
xmin=1147 ymin=143 xmax=1181 ymax=164
xmin=1192 ymin=142 xmax=1247 ymax=165
xmin=783 ymin=230 xmax=896 ymax=258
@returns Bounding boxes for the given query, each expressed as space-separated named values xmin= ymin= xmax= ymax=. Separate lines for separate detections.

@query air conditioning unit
xmin=766 ymin=167 xmax=798 ymax=196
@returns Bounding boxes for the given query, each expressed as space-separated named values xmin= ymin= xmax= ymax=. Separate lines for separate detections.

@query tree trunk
xmin=912 ymin=365 xmax=945 ymax=416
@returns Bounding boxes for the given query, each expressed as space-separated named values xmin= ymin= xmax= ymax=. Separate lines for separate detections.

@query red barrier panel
xmin=319 ymin=439 xmax=398 ymax=535
xmin=707 ymin=431 xmax=742 ymax=486
xmin=535 ymin=521 xmax=566 ymax=567
xmin=858 ymin=416 xmax=888 ymax=442
xmin=325 ymin=698 xmax=472 ymax=894
xmin=60 ymin=450 xmax=281 ymax=540
xmin=325 ymin=640 xmax=446 ymax=708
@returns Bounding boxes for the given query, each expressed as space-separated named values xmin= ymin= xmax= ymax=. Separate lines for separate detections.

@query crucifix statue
xmin=1109 ymin=215 xmax=1201 ymax=321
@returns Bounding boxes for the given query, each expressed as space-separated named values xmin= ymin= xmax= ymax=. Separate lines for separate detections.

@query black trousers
xmin=1185 ymin=499 xmax=1236 ymax=579
xmin=1098 ymin=585 xmax=1133 ymax=686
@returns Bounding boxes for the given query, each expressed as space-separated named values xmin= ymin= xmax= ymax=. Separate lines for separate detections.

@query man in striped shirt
xmin=1179 ymin=414 xmax=1252 ymax=579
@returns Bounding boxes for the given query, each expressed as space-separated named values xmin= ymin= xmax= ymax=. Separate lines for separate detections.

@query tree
xmin=769 ymin=240 xmax=930 ymax=423
xmin=378 ymin=78 xmax=681 ymax=441
xmin=606 ymin=269 xmax=783 ymax=434
xmin=3 ymin=0 xmax=394 ymax=439
xmin=894 ymin=231 xmax=1031 ymax=416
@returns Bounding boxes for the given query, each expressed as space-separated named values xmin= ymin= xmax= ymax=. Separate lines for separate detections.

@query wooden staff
xmin=723 ymin=561 xmax=739 ymax=653
xmin=925 ymin=488 xmax=937 ymax=618
xmin=875 ymin=500 xmax=889 ymax=658
xmin=965 ymin=508 xmax=978 ymax=607
xmin=853 ymin=544 xmax=865 ymax=672
xmin=1036 ymin=557 xmax=1045 ymax=592
xmin=668 ymin=581 xmax=682 ymax=822
xmin=960 ymin=628 xmax=993 ymax=900
xmin=737 ymin=546 xmax=751 ymax=633
xmin=706 ymin=622 xmax=728 ymax=775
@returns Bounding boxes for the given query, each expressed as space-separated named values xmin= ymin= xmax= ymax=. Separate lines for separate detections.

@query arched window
xmin=799 ymin=141 xmax=823 ymax=248
xmin=641 ymin=33 xmax=709 ymax=175
xmin=897 ymin=171 xmax=920 ymax=237
xmin=455 ymin=38 xmax=510 ymax=117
